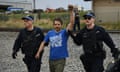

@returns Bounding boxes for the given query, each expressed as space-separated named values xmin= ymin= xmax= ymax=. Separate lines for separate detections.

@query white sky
xmin=34 ymin=0 xmax=92 ymax=10
xmin=0 ymin=0 xmax=92 ymax=10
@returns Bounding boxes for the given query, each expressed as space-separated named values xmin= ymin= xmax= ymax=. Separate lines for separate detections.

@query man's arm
xmin=103 ymin=30 xmax=119 ymax=59
xmin=66 ymin=5 xmax=75 ymax=31
xmin=70 ymin=31 xmax=82 ymax=45
xmin=35 ymin=41 xmax=45 ymax=59
xmin=12 ymin=32 xmax=22 ymax=59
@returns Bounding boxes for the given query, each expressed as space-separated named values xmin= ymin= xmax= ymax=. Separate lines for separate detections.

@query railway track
xmin=0 ymin=28 xmax=120 ymax=33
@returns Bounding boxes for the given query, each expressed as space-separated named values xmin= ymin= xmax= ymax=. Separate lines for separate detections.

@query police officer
xmin=70 ymin=12 xmax=119 ymax=72
xmin=12 ymin=15 xmax=44 ymax=72
xmin=73 ymin=7 xmax=80 ymax=32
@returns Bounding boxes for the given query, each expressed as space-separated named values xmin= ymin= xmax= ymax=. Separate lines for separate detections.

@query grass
xmin=0 ymin=12 xmax=120 ymax=30
xmin=0 ymin=12 xmax=70 ymax=29
xmin=97 ymin=22 xmax=120 ymax=30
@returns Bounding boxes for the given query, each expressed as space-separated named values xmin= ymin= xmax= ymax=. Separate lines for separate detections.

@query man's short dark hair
xmin=53 ymin=17 xmax=63 ymax=25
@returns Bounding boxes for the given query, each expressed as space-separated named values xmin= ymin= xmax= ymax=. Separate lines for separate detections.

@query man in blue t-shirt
xmin=35 ymin=5 xmax=74 ymax=72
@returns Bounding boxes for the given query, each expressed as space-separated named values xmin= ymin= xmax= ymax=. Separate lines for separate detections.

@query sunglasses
xmin=84 ymin=16 xmax=92 ymax=20
xmin=23 ymin=19 xmax=30 ymax=22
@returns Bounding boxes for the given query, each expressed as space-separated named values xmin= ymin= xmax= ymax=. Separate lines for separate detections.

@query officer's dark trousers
xmin=73 ymin=21 xmax=80 ymax=31
xmin=80 ymin=54 xmax=104 ymax=72
xmin=23 ymin=55 xmax=42 ymax=72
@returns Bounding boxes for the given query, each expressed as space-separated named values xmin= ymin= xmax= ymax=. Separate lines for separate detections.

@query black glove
xmin=112 ymin=48 xmax=119 ymax=60
xmin=12 ymin=52 xmax=17 ymax=59
xmin=68 ymin=30 xmax=75 ymax=38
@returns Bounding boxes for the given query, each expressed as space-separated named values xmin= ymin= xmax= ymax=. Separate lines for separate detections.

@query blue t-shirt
xmin=44 ymin=29 xmax=69 ymax=60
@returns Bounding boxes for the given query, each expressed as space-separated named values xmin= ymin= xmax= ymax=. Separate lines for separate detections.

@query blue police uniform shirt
xmin=44 ymin=29 xmax=69 ymax=60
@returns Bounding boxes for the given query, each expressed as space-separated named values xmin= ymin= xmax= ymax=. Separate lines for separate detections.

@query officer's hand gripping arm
xmin=69 ymin=31 xmax=82 ymax=45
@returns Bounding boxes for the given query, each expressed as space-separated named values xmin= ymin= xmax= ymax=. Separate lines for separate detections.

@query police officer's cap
xmin=22 ymin=15 xmax=34 ymax=21
xmin=83 ymin=12 xmax=95 ymax=18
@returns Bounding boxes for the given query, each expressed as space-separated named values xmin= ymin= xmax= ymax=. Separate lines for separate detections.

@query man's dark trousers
xmin=80 ymin=54 xmax=104 ymax=72
xmin=23 ymin=55 xmax=42 ymax=72
xmin=73 ymin=21 xmax=80 ymax=31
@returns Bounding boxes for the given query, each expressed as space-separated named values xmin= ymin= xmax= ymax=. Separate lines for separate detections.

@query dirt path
xmin=0 ymin=32 xmax=120 ymax=72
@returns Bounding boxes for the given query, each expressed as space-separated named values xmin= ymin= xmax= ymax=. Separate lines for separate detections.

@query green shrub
xmin=0 ymin=14 xmax=9 ymax=21
xmin=0 ymin=11 xmax=120 ymax=30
